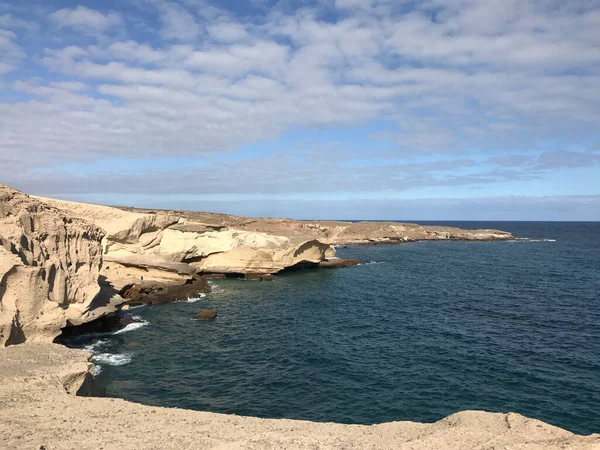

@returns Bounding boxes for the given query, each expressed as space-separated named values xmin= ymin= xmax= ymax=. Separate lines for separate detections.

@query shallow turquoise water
xmin=67 ymin=222 xmax=600 ymax=435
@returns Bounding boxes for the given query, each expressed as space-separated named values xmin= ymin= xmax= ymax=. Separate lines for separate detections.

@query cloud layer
xmin=0 ymin=0 xmax=599 ymax=217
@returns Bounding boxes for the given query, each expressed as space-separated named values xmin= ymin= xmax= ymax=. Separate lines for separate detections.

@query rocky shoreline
xmin=0 ymin=184 xmax=515 ymax=343
xmin=4 ymin=184 xmax=598 ymax=448
xmin=1 ymin=343 xmax=598 ymax=450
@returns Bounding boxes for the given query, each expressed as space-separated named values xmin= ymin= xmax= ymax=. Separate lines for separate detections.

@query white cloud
xmin=184 ymin=41 xmax=290 ymax=74
xmin=157 ymin=2 xmax=201 ymax=41
xmin=48 ymin=6 xmax=121 ymax=32
xmin=0 ymin=13 xmax=38 ymax=31
xmin=1 ymin=0 xmax=599 ymax=201
xmin=207 ymin=21 xmax=248 ymax=42
xmin=0 ymin=29 xmax=24 ymax=74
xmin=49 ymin=81 xmax=88 ymax=92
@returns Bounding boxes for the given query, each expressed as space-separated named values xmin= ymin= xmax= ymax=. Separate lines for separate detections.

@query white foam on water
xmin=508 ymin=238 xmax=557 ymax=243
xmin=93 ymin=365 xmax=103 ymax=376
xmin=210 ymin=284 xmax=223 ymax=294
xmin=91 ymin=352 xmax=132 ymax=366
xmin=83 ymin=339 xmax=110 ymax=353
xmin=113 ymin=319 xmax=149 ymax=335
xmin=129 ymin=304 xmax=146 ymax=310
xmin=187 ymin=293 xmax=207 ymax=303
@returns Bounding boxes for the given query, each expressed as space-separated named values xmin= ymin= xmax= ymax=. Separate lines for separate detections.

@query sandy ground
xmin=1 ymin=344 xmax=598 ymax=450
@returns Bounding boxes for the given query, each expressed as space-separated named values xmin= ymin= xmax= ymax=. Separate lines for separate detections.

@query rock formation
xmin=0 ymin=186 xmax=104 ymax=346
xmin=37 ymin=194 xmax=342 ymax=277
xmin=0 ymin=184 xmax=515 ymax=346
xmin=143 ymin=209 xmax=514 ymax=245
xmin=119 ymin=277 xmax=210 ymax=305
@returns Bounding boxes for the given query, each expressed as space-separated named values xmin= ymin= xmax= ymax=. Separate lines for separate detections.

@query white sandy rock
xmin=0 ymin=186 xmax=104 ymax=346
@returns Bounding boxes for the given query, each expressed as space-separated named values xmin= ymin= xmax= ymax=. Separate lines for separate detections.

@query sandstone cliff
xmin=0 ymin=185 xmax=515 ymax=345
xmin=119 ymin=207 xmax=514 ymax=245
xmin=0 ymin=186 xmax=104 ymax=346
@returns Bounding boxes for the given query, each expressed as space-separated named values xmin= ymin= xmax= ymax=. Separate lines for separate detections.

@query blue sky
xmin=1 ymin=0 xmax=599 ymax=220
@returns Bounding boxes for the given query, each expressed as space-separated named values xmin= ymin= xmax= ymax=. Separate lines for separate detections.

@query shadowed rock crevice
xmin=280 ymin=260 xmax=320 ymax=272
xmin=5 ymin=311 xmax=26 ymax=346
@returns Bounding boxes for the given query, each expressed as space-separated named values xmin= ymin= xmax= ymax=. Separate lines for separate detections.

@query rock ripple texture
xmin=0 ymin=186 xmax=104 ymax=345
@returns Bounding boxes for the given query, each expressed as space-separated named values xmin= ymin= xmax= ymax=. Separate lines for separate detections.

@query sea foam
xmin=83 ymin=339 xmax=110 ymax=353
xmin=113 ymin=318 xmax=149 ymax=335
xmin=187 ymin=293 xmax=207 ymax=303
xmin=91 ymin=352 xmax=132 ymax=366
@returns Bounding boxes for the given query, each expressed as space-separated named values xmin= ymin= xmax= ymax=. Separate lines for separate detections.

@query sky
xmin=0 ymin=0 xmax=599 ymax=220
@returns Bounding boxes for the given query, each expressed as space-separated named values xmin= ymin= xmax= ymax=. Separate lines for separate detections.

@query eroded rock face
xmin=158 ymin=226 xmax=292 ymax=262
xmin=189 ymin=238 xmax=336 ymax=274
xmin=0 ymin=186 xmax=104 ymax=346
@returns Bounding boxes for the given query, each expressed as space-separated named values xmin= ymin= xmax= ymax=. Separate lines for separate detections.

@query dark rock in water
xmin=259 ymin=274 xmax=275 ymax=281
xmin=118 ymin=316 xmax=143 ymax=327
xmin=194 ymin=310 xmax=217 ymax=320
xmin=318 ymin=258 xmax=363 ymax=269
xmin=120 ymin=276 xmax=210 ymax=305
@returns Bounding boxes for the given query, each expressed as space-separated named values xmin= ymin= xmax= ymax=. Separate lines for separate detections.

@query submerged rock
xmin=318 ymin=258 xmax=364 ymax=269
xmin=194 ymin=310 xmax=217 ymax=320
xmin=117 ymin=316 xmax=143 ymax=327
xmin=119 ymin=276 xmax=210 ymax=305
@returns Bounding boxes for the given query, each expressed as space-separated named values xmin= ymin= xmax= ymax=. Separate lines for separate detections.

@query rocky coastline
xmin=0 ymin=184 xmax=514 ymax=343
xmin=2 ymin=184 xmax=598 ymax=448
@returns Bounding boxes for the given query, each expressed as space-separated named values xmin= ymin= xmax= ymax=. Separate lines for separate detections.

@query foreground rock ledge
xmin=0 ymin=344 xmax=597 ymax=450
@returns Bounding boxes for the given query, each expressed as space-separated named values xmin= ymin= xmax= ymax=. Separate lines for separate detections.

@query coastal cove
xmin=69 ymin=222 xmax=600 ymax=436
xmin=1 ymin=185 xmax=599 ymax=449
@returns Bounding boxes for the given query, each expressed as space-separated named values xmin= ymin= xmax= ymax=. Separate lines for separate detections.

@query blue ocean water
xmin=71 ymin=222 xmax=600 ymax=435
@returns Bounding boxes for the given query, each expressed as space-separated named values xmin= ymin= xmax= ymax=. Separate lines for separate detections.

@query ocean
xmin=65 ymin=222 xmax=600 ymax=435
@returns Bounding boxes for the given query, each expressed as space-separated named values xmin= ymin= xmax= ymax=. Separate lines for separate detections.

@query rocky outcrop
xmin=0 ymin=185 xmax=515 ymax=345
xmin=24 ymin=189 xmax=514 ymax=283
xmin=119 ymin=277 xmax=210 ymax=305
xmin=146 ymin=210 xmax=515 ymax=246
xmin=0 ymin=186 xmax=104 ymax=346
xmin=318 ymin=258 xmax=364 ymax=268
xmin=33 ymin=197 xmax=340 ymax=278
xmin=188 ymin=238 xmax=336 ymax=274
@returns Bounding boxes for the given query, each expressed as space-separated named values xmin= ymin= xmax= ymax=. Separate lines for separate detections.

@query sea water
xmin=65 ymin=222 xmax=600 ymax=435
